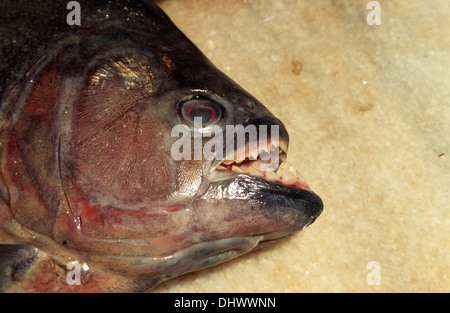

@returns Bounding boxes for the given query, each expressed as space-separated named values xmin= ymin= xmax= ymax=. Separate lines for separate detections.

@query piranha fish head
xmin=0 ymin=1 xmax=322 ymax=292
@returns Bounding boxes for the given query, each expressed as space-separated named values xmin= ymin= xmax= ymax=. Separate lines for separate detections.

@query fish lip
xmin=193 ymin=171 xmax=323 ymax=248
xmin=216 ymin=173 xmax=323 ymax=218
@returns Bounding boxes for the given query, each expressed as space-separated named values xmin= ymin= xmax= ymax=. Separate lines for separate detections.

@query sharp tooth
xmin=264 ymin=170 xmax=281 ymax=182
xmin=257 ymin=146 xmax=268 ymax=159
xmin=252 ymin=160 xmax=263 ymax=171
xmin=270 ymin=140 xmax=279 ymax=151
xmin=296 ymin=170 xmax=310 ymax=189
xmin=248 ymin=147 xmax=259 ymax=160
xmin=258 ymin=149 xmax=272 ymax=163
xmin=216 ymin=165 xmax=227 ymax=170
xmin=280 ymin=168 xmax=298 ymax=185
xmin=265 ymin=141 xmax=277 ymax=155
xmin=239 ymin=163 xmax=250 ymax=172
xmin=279 ymin=141 xmax=288 ymax=153
xmin=231 ymin=165 xmax=247 ymax=174
xmin=248 ymin=166 xmax=264 ymax=178
xmin=222 ymin=160 xmax=234 ymax=165
xmin=235 ymin=147 xmax=246 ymax=162
xmin=258 ymin=140 xmax=271 ymax=155
xmin=276 ymin=164 xmax=286 ymax=176
xmin=289 ymin=166 xmax=299 ymax=178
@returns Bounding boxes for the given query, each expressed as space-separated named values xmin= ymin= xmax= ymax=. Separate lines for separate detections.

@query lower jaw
xmin=155 ymin=236 xmax=261 ymax=280
xmin=254 ymin=234 xmax=292 ymax=250
xmin=171 ymin=230 xmax=293 ymax=276
xmin=73 ymin=231 xmax=290 ymax=277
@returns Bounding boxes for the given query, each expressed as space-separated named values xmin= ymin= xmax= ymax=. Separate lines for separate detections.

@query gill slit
xmin=57 ymin=135 xmax=76 ymax=219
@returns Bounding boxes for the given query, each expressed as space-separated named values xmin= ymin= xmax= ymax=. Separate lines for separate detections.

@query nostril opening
xmin=237 ymin=98 xmax=254 ymax=110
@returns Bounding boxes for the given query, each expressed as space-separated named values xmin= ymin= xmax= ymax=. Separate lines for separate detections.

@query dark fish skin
xmin=0 ymin=0 xmax=323 ymax=292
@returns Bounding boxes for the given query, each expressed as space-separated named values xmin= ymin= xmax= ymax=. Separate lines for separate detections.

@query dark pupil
xmin=182 ymin=99 xmax=222 ymax=124
xmin=189 ymin=107 xmax=214 ymax=123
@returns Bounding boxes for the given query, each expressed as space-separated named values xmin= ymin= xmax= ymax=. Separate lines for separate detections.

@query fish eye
xmin=178 ymin=96 xmax=223 ymax=125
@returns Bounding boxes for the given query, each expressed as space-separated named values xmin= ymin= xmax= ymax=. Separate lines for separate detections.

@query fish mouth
xmin=194 ymin=137 xmax=323 ymax=261
xmin=207 ymin=138 xmax=311 ymax=191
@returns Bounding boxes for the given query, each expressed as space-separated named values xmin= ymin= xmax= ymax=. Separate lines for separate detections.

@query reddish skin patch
xmin=21 ymin=257 xmax=140 ymax=293
xmin=291 ymin=181 xmax=311 ymax=191
xmin=1 ymin=58 xmax=64 ymax=235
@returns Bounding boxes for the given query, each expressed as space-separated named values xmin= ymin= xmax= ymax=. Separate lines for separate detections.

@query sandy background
xmin=152 ymin=0 xmax=449 ymax=292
